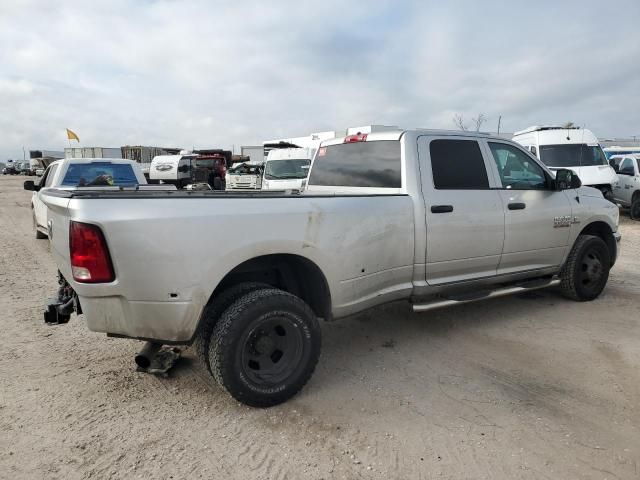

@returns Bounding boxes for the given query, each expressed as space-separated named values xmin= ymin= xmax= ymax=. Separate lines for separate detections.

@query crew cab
xmin=41 ymin=129 xmax=620 ymax=407
xmin=24 ymin=158 xmax=148 ymax=239
xmin=611 ymin=154 xmax=640 ymax=219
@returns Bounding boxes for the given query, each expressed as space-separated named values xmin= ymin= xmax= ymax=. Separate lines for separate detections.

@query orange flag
xmin=66 ymin=128 xmax=80 ymax=142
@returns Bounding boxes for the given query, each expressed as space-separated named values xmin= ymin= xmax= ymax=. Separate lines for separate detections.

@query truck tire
xmin=631 ymin=195 xmax=640 ymax=221
xmin=559 ymin=235 xmax=610 ymax=301
xmin=209 ymin=288 xmax=321 ymax=407
xmin=194 ymin=282 xmax=269 ymax=373
xmin=33 ymin=213 xmax=47 ymax=239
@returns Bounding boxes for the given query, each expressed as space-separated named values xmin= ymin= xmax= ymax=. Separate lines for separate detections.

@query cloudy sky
xmin=1 ymin=0 xmax=639 ymax=160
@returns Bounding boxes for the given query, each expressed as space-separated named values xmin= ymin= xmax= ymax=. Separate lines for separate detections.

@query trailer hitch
xmin=44 ymin=272 xmax=80 ymax=325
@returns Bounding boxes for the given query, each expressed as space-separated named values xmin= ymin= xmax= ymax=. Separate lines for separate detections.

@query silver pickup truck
xmin=42 ymin=129 xmax=621 ymax=407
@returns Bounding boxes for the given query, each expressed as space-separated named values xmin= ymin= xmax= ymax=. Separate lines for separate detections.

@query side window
xmin=38 ymin=167 xmax=50 ymax=187
xmin=488 ymin=142 xmax=547 ymax=190
xmin=636 ymin=159 xmax=640 ymax=174
xmin=44 ymin=165 xmax=59 ymax=187
xmin=530 ymin=145 xmax=537 ymax=156
xmin=620 ymin=158 xmax=633 ymax=173
xmin=429 ymin=139 xmax=489 ymax=189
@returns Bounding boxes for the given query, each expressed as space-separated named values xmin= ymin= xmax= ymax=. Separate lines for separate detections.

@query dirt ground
xmin=0 ymin=175 xmax=638 ymax=480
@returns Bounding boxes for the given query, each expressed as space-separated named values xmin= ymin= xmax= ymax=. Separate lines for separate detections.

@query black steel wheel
xmin=210 ymin=288 xmax=321 ymax=407
xmin=239 ymin=315 xmax=305 ymax=387
xmin=560 ymin=235 xmax=610 ymax=301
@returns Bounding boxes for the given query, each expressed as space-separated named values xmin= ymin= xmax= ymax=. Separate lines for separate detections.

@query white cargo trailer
xmin=65 ymin=147 xmax=122 ymax=159
xmin=240 ymin=146 xmax=265 ymax=164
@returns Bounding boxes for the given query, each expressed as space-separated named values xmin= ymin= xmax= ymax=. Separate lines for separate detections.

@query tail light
xmin=69 ymin=221 xmax=115 ymax=283
xmin=344 ymin=133 xmax=368 ymax=143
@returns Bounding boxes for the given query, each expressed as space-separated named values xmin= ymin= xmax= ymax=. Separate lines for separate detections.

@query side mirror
xmin=555 ymin=169 xmax=581 ymax=190
xmin=609 ymin=162 xmax=620 ymax=173
xmin=23 ymin=180 xmax=39 ymax=191
xmin=619 ymin=166 xmax=635 ymax=176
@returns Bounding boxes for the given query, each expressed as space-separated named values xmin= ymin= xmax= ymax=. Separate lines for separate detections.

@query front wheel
xmin=630 ymin=196 xmax=640 ymax=220
xmin=560 ymin=235 xmax=610 ymax=301
xmin=209 ymin=288 xmax=321 ymax=407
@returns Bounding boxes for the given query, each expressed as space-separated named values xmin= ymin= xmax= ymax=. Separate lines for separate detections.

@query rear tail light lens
xmin=69 ymin=221 xmax=115 ymax=283
xmin=344 ymin=133 xmax=368 ymax=143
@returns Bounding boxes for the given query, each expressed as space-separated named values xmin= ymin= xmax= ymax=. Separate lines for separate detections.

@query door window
xmin=429 ymin=139 xmax=489 ymax=189
xmin=38 ymin=167 xmax=51 ymax=187
xmin=44 ymin=164 xmax=59 ymax=187
xmin=619 ymin=158 xmax=634 ymax=175
xmin=488 ymin=143 xmax=548 ymax=190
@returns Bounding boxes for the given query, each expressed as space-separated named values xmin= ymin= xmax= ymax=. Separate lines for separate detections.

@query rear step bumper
xmin=412 ymin=278 xmax=560 ymax=313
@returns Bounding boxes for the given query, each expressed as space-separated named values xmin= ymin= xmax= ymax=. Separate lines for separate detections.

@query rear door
xmin=484 ymin=140 xmax=573 ymax=274
xmin=418 ymin=136 xmax=505 ymax=285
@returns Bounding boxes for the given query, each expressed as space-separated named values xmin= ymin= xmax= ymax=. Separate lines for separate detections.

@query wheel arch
xmin=193 ymin=254 xmax=332 ymax=341
xmin=578 ymin=221 xmax=617 ymax=266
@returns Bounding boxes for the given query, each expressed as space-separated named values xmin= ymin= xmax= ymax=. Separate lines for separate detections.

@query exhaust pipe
xmin=135 ymin=342 xmax=162 ymax=369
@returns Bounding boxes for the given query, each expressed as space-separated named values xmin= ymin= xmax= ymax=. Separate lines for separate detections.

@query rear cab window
xmin=307 ymin=139 xmax=402 ymax=192
xmin=61 ymin=162 xmax=139 ymax=187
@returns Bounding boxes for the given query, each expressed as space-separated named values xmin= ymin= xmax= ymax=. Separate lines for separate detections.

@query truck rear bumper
xmin=80 ymin=296 xmax=198 ymax=343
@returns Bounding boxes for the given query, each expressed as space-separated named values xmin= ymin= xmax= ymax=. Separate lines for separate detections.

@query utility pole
xmin=22 ymin=146 xmax=26 ymax=161
xmin=497 ymin=115 xmax=502 ymax=135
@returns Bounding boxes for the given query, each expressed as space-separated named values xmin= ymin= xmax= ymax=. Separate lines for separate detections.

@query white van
xmin=149 ymin=154 xmax=195 ymax=188
xmin=262 ymin=148 xmax=314 ymax=191
xmin=512 ymin=126 xmax=617 ymax=200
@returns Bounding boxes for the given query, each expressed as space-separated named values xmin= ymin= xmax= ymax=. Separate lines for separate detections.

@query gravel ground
xmin=0 ymin=175 xmax=639 ymax=479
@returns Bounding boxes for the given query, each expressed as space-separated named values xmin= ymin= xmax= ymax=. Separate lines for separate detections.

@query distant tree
xmin=472 ymin=113 xmax=487 ymax=131
xmin=452 ymin=113 xmax=468 ymax=131
xmin=453 ymin=113 xmax=487 ymax=131
xmin=562 ymin=121 xmax=575 ymax=128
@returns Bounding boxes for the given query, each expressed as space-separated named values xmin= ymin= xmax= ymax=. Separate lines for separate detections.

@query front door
xmin=614 ymin=157 xmax=638 ymax=206
xmin=484 ymin=141 xmax=573 ymax=274
xmin=418 ymin=136 xmax=505 ymax=285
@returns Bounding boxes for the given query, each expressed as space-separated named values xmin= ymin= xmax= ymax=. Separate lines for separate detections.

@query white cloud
xmin=0 ymin=0 xmax=639 ymax=160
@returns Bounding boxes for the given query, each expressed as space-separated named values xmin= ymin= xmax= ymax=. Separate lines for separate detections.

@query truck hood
xmin=549 ymin=165 xmax=617 ymax=187
xmin=576 ymin=185 xmax=605 ymax=199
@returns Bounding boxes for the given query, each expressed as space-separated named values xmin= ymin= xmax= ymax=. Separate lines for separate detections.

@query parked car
xmin=261 ymin=148 xmax=313 ymax=191
xmin=2 ymin=164 xmax=19 ymax=175
xmin=226 ymin=162 xmax=264 ymax=190
xmin=41 ymin=129 xmax=620 ymax=407
xmin=24 ymin=158 xmax=149 ymax=239
xmin=513 ymin=126 xmax=618 ymax=201
xmin=611 ymin=154 xmax=640 ymax=219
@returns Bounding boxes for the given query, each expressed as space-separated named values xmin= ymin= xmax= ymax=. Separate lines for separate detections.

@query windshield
xmin=539 ymin=144 xmax=608 ymax=167
xmin=61 ymin=162 xmax=138 ymax=186
xmin=230 ymin=163 xmax=262 ymax=175
xmin=195 ymin=159 xmax=222 ymax=168
xmin=264 ymin=159 xmax=311 ymax=180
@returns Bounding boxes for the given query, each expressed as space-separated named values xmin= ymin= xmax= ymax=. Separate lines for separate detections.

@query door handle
xmin=431 ymin=205 xmax=453 ymax=213
xmin=508 ymin=202 xmax=526 ymax=210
